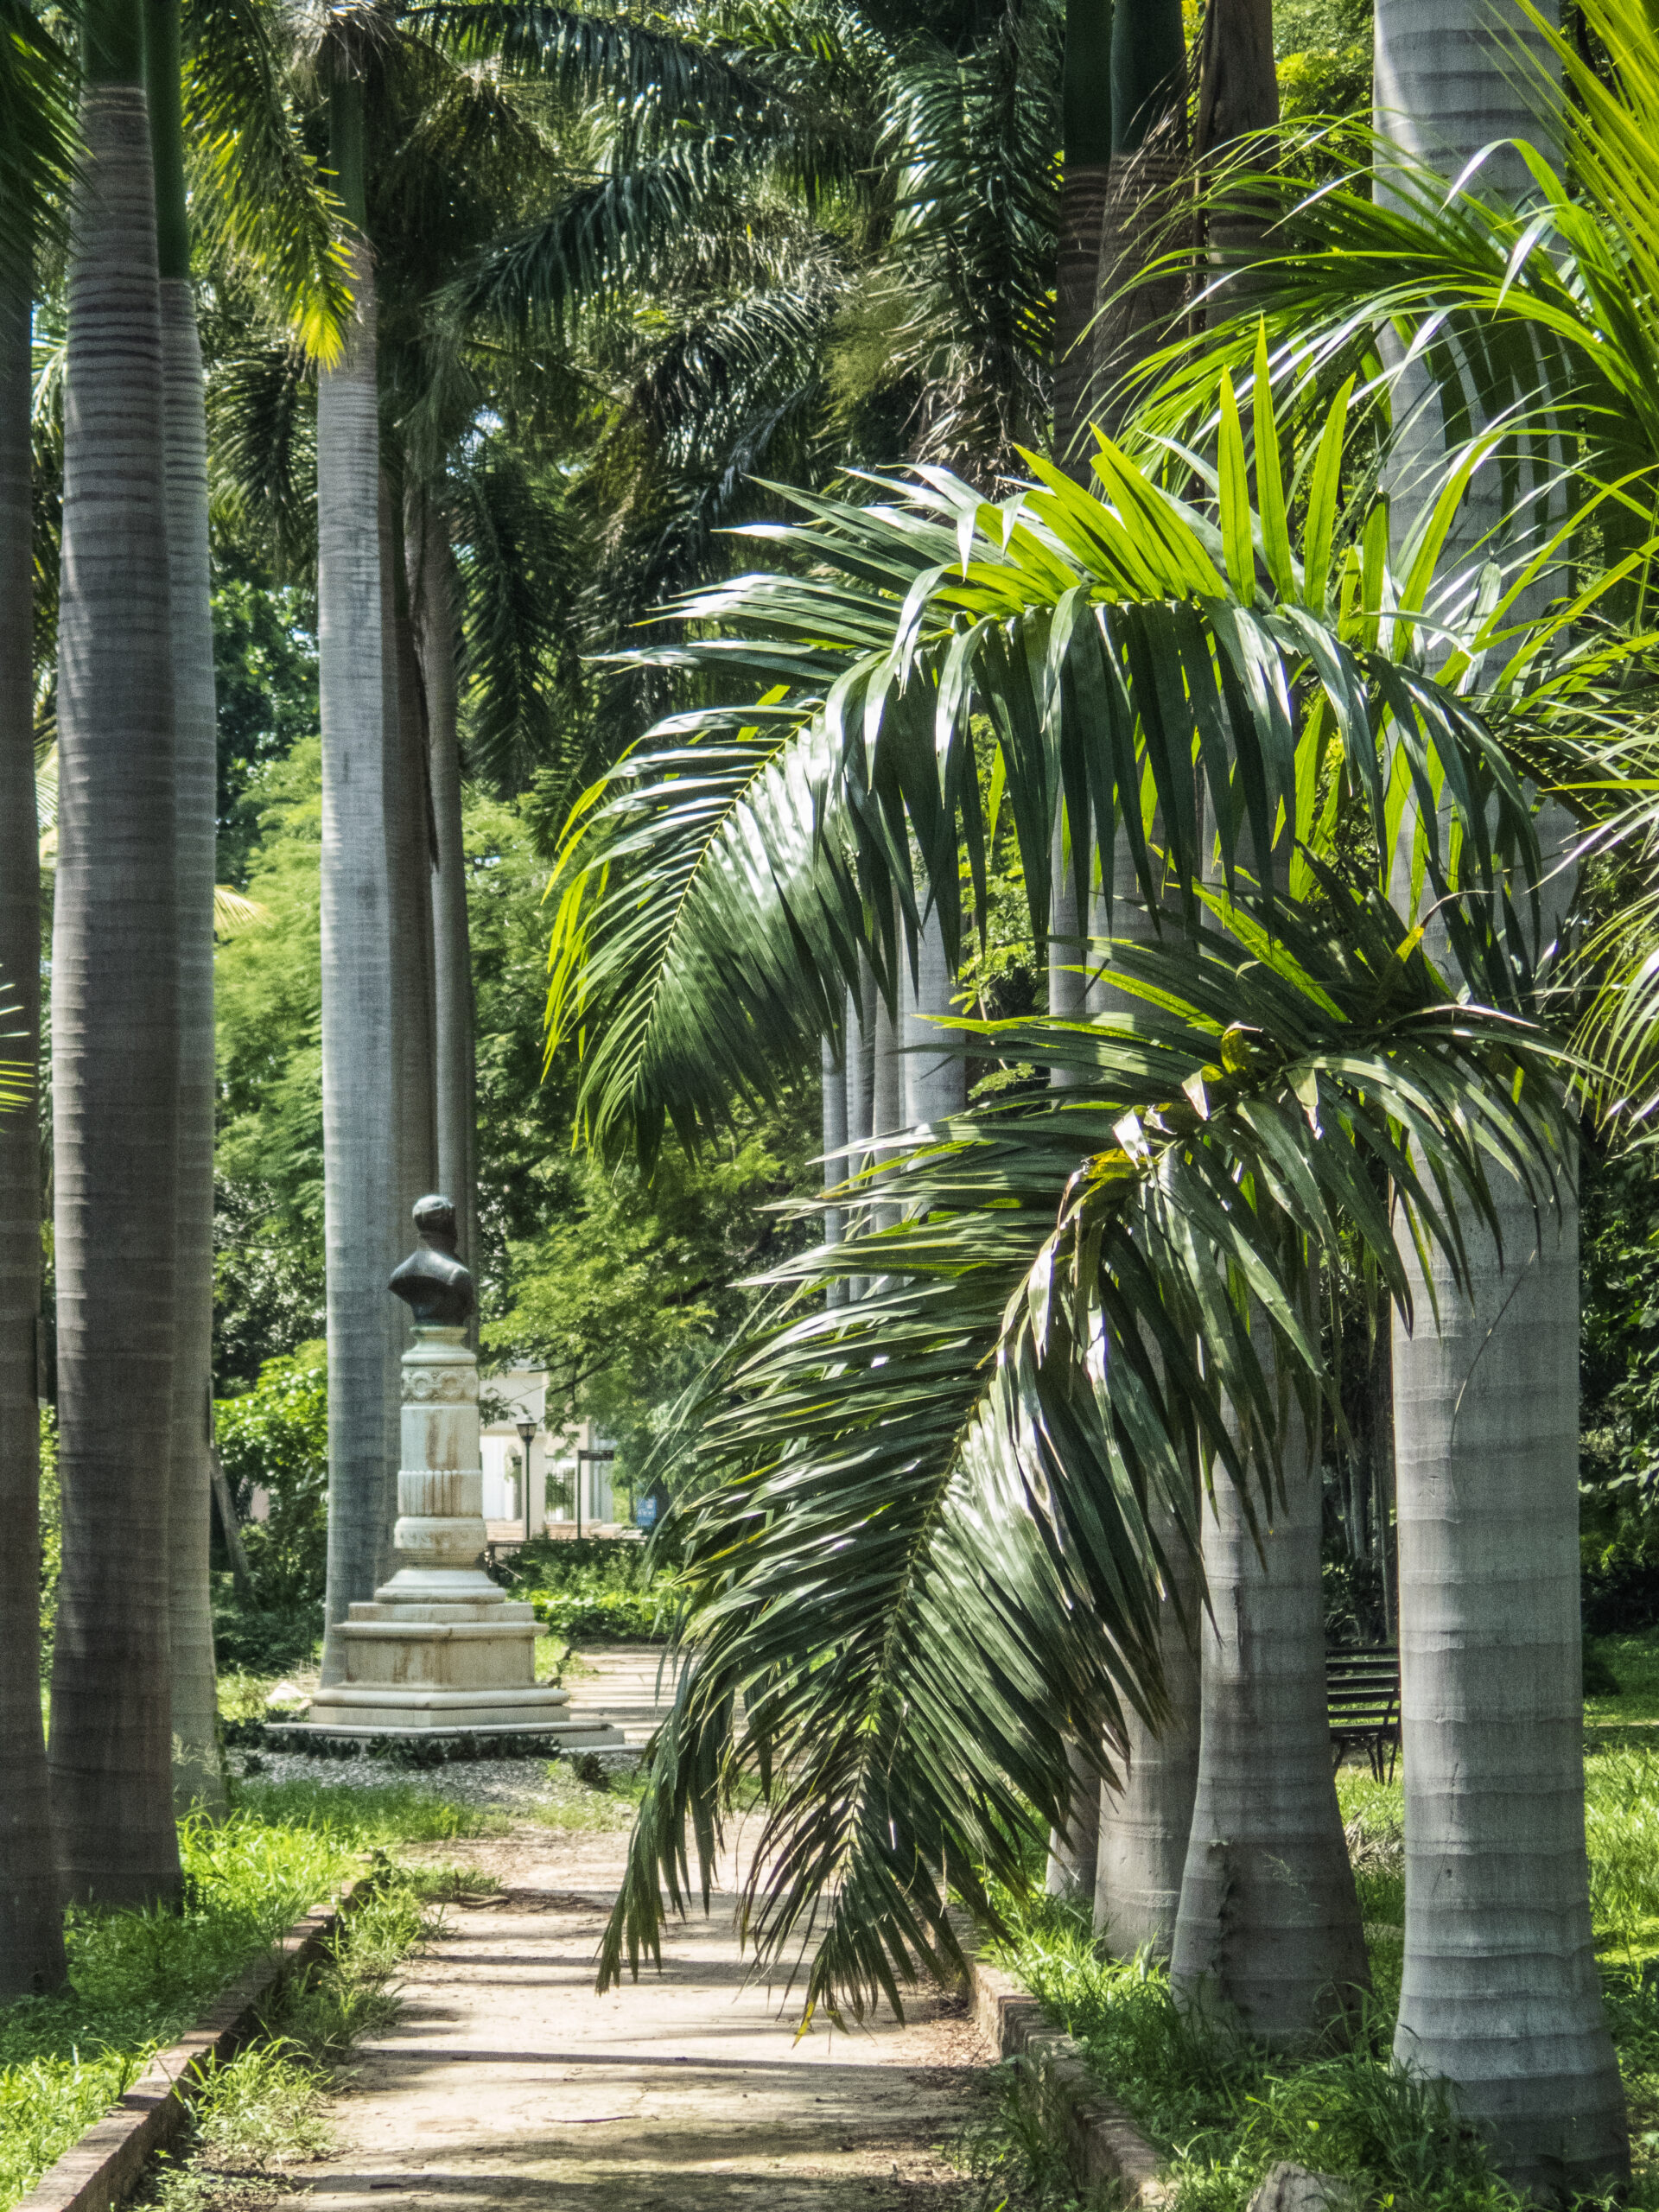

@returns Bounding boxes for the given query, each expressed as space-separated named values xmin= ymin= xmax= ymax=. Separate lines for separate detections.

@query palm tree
xmin=146 ymin=0 xmax=223 ymax=1815
xmin=542 ymin=397 xmax=1613 ymax=2007
xmin=0 ymin=0 xmax=72 ymax=1994
xmin=315 ymin=42 xmax=397 ymax=1675
xmin=596 ymin=899 xmax=1572 ymax=2019
xmin=49 ymin=0 xmax=183 ymax=1909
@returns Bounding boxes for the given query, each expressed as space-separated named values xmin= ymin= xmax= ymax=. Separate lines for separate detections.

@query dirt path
xmin=298 ymin=1652 xmax=996 ymax=2211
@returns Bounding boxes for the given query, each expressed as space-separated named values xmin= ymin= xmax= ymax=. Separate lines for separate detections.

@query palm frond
xmin=546 ymin=421 xmax=1592 ymax=1157
xmin=0 ymin=0 xmax=74 ymax=287
xmin=449 ymin=441 xmax=576 ymax=793
xmin=183 ymin=0 xmax=355 ymax=360
xmin=600 ymin=882 xmax=1573 ymax=2022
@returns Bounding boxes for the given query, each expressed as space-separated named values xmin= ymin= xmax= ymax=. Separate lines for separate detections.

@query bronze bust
xmin=388 ymin=1195 xmax=475 ymax=1326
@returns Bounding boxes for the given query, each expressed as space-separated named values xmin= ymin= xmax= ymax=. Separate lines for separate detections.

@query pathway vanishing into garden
xmin=296 ymin=1649 xmax=995 ymax=2212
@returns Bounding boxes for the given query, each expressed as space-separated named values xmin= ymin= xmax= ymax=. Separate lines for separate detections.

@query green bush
xmin=213 ymin=1344 xmax=328 ymax=1668
xmin=496 ymin=1535 xmax=671 ymax=1642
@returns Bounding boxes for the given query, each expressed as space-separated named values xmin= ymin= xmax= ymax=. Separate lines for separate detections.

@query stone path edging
xmin=12 ymin=1876 xmax=373 ymax=2212
xmin=964 ymin=1946 xmax=1166 ymax=2206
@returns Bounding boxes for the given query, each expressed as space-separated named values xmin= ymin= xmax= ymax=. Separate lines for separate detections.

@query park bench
xmin=1326 ymin=1643 xmax=1401 ymax=1783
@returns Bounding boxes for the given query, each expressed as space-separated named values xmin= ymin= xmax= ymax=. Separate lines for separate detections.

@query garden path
xmin=296 ymin=1649 xmax=994 ymax=2211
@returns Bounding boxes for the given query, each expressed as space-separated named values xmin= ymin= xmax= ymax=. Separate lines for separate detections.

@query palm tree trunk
xmin=48 ymin=16 xmax=183 ymax=1905
xmin=387 ymin=480 xmax=438 ymax=1225
xmin=902 ymin=908 xmax=964 ymax=1126
xmin=1371 ymin=7 xmax=1625 ymax=2183
xmin=409 ymin=497 xmax=477 ymax=1283
xmin=317 ymin=74 xmax=396 ymax=1682
xmin=1056 ymin=0 xmax=1114 ymax=480
xmin=146 ymin=0 xmax=222 ymax=1815
xmin=1093 ymin=1526 xmax=1200 ymax=1954
xmin=0 ymin=276 xmax=67 ymax=1996
xmin=821 ymin=1031 xmax=847 ymax=1296
xmin=1093 ymin=0 xmax=1189 ymax=435
xmin=873 ymin=956 xmax=902 ymax=1234
xmin=843 ymin=959 xmax=877 ymax=1300
xmin=1170 ymin=1373 xmax=1370 ymax=2043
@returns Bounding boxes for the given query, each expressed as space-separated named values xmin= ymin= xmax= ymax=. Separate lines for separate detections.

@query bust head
xmin=412 ymin=1194 xmax=458 ymax=1249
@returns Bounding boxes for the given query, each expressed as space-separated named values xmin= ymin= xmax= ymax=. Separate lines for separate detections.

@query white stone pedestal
xmin=302 ymin=1325 xmax=623 ymax=1746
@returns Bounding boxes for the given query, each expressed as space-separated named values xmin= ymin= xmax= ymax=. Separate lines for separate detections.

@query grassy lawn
xmin=0 ymin=1783 xmax=494 ymax=2209
xmin=994 ymin=1632 xmax=1659 ymax=2212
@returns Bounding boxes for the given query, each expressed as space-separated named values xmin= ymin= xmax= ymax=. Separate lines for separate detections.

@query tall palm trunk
xmin=1373 ymin=4 xmax=1626 ymax=2185
xmin=1170 ymin=1368 xmax=1370 ymax=2041
xmin=409 ymin=497 xmax=477 ymax=1278
xmin=821 ymin=1032 xmax=847 ymax=1291
xmin=1055 ymin=0 xmax=1114 ymax=480
xmin=843 ymin=958 xmax=877 ymax=1300
xmin=1093 ymin=1502 xmax=1199 ymax=1952
xmin=317 ymin=73 xmax=396 ymax=1683
xmin=0 ymin=278 xmax=67 ymax=1995
xmin=902 ymin=909 xmax=964 ymax=1126
xmin=387 ymin=481 xmax=438 ymax=1223
xmin=146 ymin=0 xmax=222 ymax=1815
xmin=1093 ymin=0 xmax=1188 ymax=434
xmin=49 ymin=0 xmax=183 ymax=1904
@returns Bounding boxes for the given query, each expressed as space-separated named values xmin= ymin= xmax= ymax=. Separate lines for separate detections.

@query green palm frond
xmin=0 ymin=0 xmax=74 ymax=286
xmin=1122 ymin=0 xmax=1659 ymax=569
xmin=448 ymin=145 xmax=757 ymax=333
xmin=448 ymin=441 xmax=576 ymax=794
xmin=205 ymin=335 xmax=318 ymax=580
xmin=600 ymin=883 xmax=1572 ymax=2022
xmin=423 ymin=0 xmax=780 ymax=129
xmin=547 ymin=411 xmax=1599 ymax=1158
xmin=183 ymin=0 xmax=356 ymax=360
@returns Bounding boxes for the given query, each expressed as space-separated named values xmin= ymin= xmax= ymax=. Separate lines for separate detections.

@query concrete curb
xmin=12 ymin=1875 xmax=374 ymax=2212
xmin=963 ymin=1947 xmax=1166 ymax=2207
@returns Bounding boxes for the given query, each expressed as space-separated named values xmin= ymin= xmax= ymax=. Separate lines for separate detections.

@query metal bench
xmin=1326 ymin=1643 xmax=1401 ymax=1783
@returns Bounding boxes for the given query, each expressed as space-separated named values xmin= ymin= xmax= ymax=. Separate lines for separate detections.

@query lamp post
xmin=517 ymin=1416 xmax=537 ymax=1545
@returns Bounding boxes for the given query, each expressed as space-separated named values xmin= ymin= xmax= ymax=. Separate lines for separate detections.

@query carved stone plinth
xmin=300 ymin=1200 xmax=624 ymax=1748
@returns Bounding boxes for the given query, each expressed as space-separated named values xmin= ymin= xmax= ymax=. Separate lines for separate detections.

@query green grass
xmin=0 ymin=1785 xmax=495 ymax=2209
xmin=991 ymin=1732 xmax=1659 ymax=2212
xmin=1587 ymin=1631 xmax=1659 ymax=1728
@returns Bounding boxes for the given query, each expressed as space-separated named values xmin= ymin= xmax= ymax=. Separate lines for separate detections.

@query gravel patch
xmin=231 ymin=1745 xmax=639 ymax=1814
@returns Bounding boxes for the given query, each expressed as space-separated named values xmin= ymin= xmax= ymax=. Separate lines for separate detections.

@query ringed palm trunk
xmin=1093 ymin=0 xmax=1188 ymax=436
xmin=1170 ymin=1342 xmax=1370 ymax=2041
xmin=146 ymin=0 xmax=223 ymax=1815
xmin=843 ymin=957 xmax=877 ymax=1300
xmin=317 ymin=79 xmax=397 ymax=1682
xmin=821 ymin=1032 xmax=847 ymax=1298
xmin=1374 ymin=5 xmax=1626 ymax=2184
xmin=49 ymin=0 xmax=183 ymax=1904
xmin=901 ymin=908 xmax=964 ymax=1127
xmin=409 ymin=496 xmax=478 ymax=1284
xmin=0 ymin=276 xmax=67 ymax=1994
xmin=387 ymin=478 xmax=438 ymax=1227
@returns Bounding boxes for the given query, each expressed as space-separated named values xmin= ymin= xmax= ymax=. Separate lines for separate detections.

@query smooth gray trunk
xmin=410 ymin=502 xmax=477 ymax=1284
xmin=1093 ymin=1503 xmax=1200 ymax=1955
xmin=843 ymin=961 xmax=877 ymax=1299
xmin=159 ymin=276 xmax=223 ymax=1814
xmin=872 ymin=964 xmax=902 ymax=1235
xmin=821 ymin=1030 xmax=847 ymax=1299
xmin=1055 ymin=162 xmax=1112 ymax=480
xmin=1372 ymin=9 xmax=1624 ymax=2183
xmin=49 ymin=85 xmax=182 ymax=1906
xmin=1391 ymin=1149 xmax=1624 ymax=2190
xmin=318 ymin=246 xmax=396 ymax=1684
xmin=388 ymin=488 xmax=438 ymax=1224
xmin=1171 ymin=1393 xmax=1370 ymax=2043
xmin=0 ymin=280 xmax=67 ymax=1993
xmin=902 ymin=909 xmax=965 ymax=1127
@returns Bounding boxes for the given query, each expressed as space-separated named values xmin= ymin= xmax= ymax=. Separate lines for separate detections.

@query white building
xmin=479 ymin=1369 xmax=620 ymax=1540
